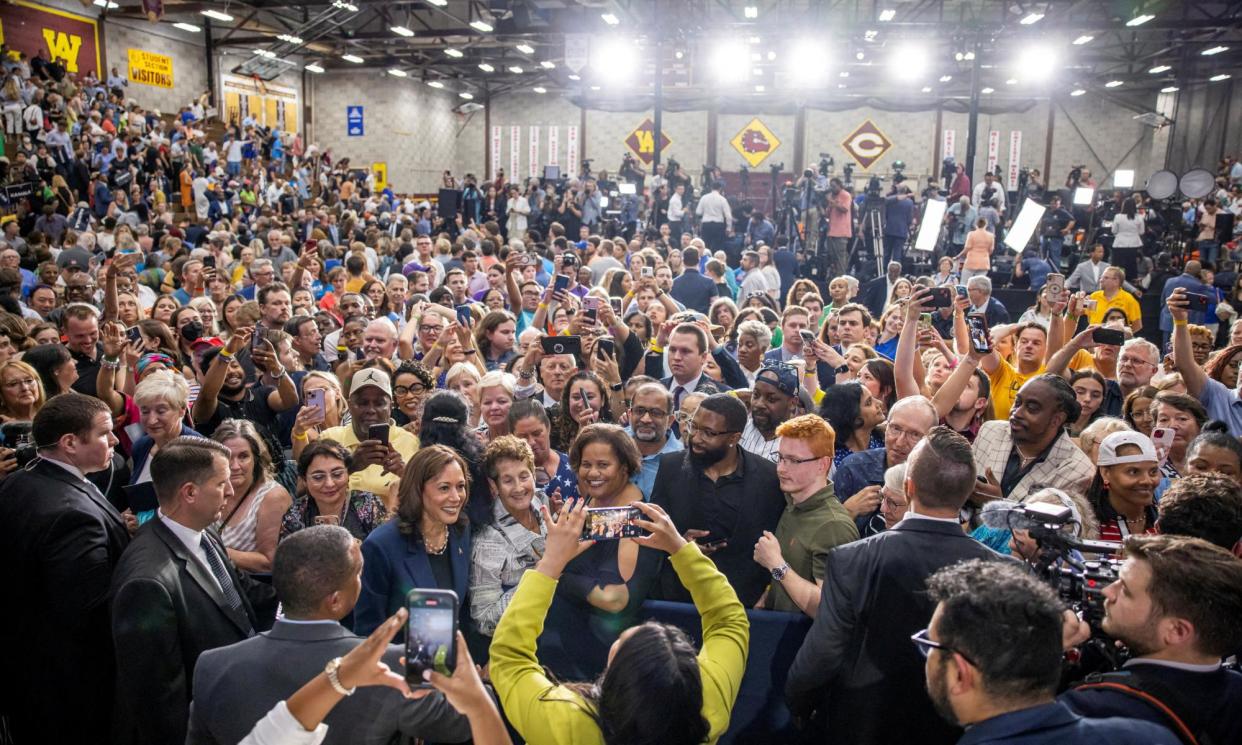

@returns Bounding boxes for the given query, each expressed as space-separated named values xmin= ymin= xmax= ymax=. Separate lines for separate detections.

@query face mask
xmin=180 ymin=321 xmax=203 ymax=342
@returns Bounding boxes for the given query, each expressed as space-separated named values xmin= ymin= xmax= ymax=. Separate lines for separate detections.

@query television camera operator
xmin=1056 ymin=533 xmax=1242 ymax=745
xmin=797 ymin=161 xmax=830 ymax=249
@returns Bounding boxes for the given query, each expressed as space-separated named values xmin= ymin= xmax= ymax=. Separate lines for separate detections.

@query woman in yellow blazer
xmin=490 ymin=499 xmax=750 ymax=745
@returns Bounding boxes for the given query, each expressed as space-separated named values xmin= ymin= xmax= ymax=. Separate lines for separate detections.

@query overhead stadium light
xmin=1020 ymin=12 xmax=1044 ymax=24
xmin=470 ymin=19 xmax=494 ymax=32
xmin=1126 ymin=14 xmax=1154 ymax=27
xmin=387 ymin=69 xmax=407 ymax=77
xmin=879 ymin=9 xmax=896 ymax=22
xmin=427 ymin=80 xmax=445 ymax=88
xmin=516 ymin=43 xmax=534 ymax=54
xmin=444 ymin=48 xmax=464 ymax=58
xmin=478 ymin=63 xmax=494 ymax=72
xmin=305 ymin=63 xmax=325 ymax=73
xmin=1148 ymin=65 xmax=1170 ymax=73
xmin=541 ymin=60 xmax=556 ymax=69
xmin=201 ymin=9 xmax=234 ymax=21
xmin=889 ymin=42 xmax=928 ymax=81
xmin=341 ymin=53 xmax=364 ymax=63
xmin=787 ymin=40 xmax=830 ymax=87
xmin=391 ymin=26 xmax=415 ymax=37
xmin=710 ymin=39 xmax=750 ymax=84
xmin=1202 ymin=46 xmax=1229 ymax=56
xmin=601 ymin=13 xmax=620 ymax=25
xmin=744 ymin=6 xmax=758 ymax=19
xmin=173 ymin=22 xmax=201 ymax=32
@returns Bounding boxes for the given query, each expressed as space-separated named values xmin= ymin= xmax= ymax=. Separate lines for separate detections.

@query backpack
xmin=1073 ymin=667 xmax=1220 ymax=745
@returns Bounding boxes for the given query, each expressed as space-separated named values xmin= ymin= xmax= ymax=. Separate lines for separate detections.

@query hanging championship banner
xmin=127 ymin=48 xmax=173 ymax=88
xmin=1007 ymin=131 xmax=1022 ymax=191
xmin=942 ymin=129 xmax=956 ymax=160
xmin=566 ymin=125 xmax=579 ymax=174
xmin=729 ymin=117 xmax=781 ymax=168
xmin=986 ymin=130 xmax=1000 ymax=174
xmin=490 ymin=126 xmax=502 ymax=181
xmin=528 ymin=125 xmax=540 ymax=178
xmin=548 ymin=126 xmax=559 ymax=166
xmin=509 ymin=126 xmax=521 ymax=182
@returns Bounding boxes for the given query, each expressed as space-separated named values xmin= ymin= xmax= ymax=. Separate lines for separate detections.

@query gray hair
xmin=737 ymin=318 xmax=772 ymax=349
xmin=1121 ymin=337 xmax=1159 ymax=364
xmin=888 ymin=394 xmax=938 ymax=427
xmin=884 ymin=462 xmax=908 ymax=494
xmin=966 ymin=275 xmax=992 ymax=293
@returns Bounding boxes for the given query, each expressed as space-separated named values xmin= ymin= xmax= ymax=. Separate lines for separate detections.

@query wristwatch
xmin=770 ymin=562 xmax=790 ymax=581
xmin=323 ymin=656 xmax=355 ymax=696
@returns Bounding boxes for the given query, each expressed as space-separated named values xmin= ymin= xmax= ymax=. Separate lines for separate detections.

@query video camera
xmin=865 ymin=174 xmax=885 ymax=198
xmin=941 ymin=156 xmax=957 ymax=183
xmin=891 ymin=160 xmax=907 ymax=185
xmin=817 ymin=153 xmax=834 ymax=177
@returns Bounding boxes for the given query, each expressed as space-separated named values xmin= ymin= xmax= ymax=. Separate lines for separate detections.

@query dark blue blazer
xmin=354 ymin=519 xmax=471 ymax=636
xmin=670 ymin=268 xmax=718 ymax=315
xmin=958 ymin=701 xmax=1178 ymax=745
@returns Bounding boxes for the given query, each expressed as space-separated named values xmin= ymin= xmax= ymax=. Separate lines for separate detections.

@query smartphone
xmin=965 ymin=313 xmax=992 ymax=353
xmin=454 ymin=304 xmax=473 ymax=326
xmin=610 ymin=297 xmax=623 ymax=314
xmin=641 ymin=266 xmax=654 ymax=278
xmin=918 ymin=313 xmax=933 ymax=333
xmin=1083 ymin=298 xmax=1099 ymax=311
xmin=927 ymin=286 xmax=953 ymax=308
xmin=1151 ymin=427 xmax=1175 ymax=465
xmin=368 ymin=422 xmax=390 ymax=446
xmin=1184 ymin=292 xmax=1210 ymax=312
xmin=1045 ymin=273 xmax=1065 ymax=303
xmin=553 ymin=274 xmax=570 ymax=294
xmin=955 ymin=285 xmax=968 ymax=300
xmin=126 ymin=325 xmax=143 ymax=344
xmin=799 ymin=329 xmax=817 ymax=346
xmin=578 ymin=385 xmax=593 ymax=414
xmin=581 ymin=506 xmax=644 ymax=540
xmin=312 ymin=514 xmax=339 ymax=526
xmin=307 ymin=387 xmax=327 ymax=419
xmin=582 ymin=296 xmax=599 ymax=323
xmin=540 ymin=335 xmax=582 ymax=357
xmin=1092 ymin=327 xmax=1125 ymax=346
xmin=202 ymin=255 xmax=216 ymax=269
xmin=405 ymin=589 xmax=459 ymax=687
xmin=596 ymin=337 xmax=616 ymax=358
xmin=250 ymin=325 xmax=265 ymax=353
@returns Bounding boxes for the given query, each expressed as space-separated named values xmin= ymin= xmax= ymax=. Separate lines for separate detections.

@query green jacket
xmin=490 ymin=542 xmax=750 ymax=744
xmin=766 ymin=483 xmax=859 ymax=613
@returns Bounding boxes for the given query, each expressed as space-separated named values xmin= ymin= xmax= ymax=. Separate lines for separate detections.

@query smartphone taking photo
xmin=581 ymin=506 xmax=644 ymax=540
xmin=965 ymin=313 xmax=991 ymax=353
xmin=405 ymin=589 xmax=459 ymax=687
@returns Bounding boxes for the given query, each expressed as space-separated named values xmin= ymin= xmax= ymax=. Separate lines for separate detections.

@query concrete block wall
xmin=102 ymin=18 xmax=207 ymax=116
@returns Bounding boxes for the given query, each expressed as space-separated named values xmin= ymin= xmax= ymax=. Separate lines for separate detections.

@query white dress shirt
xmin=668 ymin=192 xmax=684 ymax=222
xmin=158 ymin=510 xmax=222 ymax=592
xmin=696 ymin=191 xmax=733 ymax=227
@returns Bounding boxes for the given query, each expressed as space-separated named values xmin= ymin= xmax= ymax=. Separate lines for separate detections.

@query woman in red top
xmin=1087 ymin=430 xmax=1162 ymax=542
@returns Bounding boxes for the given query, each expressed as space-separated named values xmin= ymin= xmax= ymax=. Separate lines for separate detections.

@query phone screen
xmin=126 ymin=326 xmax=143 ymax=344
xmin=966 ymin=314 xmax=991 ymax=353
xmin=553 ymin=274 xmax=570 ymax=293
xmin=405 ymin=590 xmax=458 ymax=686
xmin=307 ymin=388 xmax=326 ymax=417
xmin=581 ymin=506 xmax=644 ymax=540
xmin=1045 ymin=274 xmax=1065 ymax=302
xmin=251 ymin=325 xmax=265 ymax=353
xmin=455 ymin=305 xmax=473 ymax=326
xmin=368 ymin=423 xmax=390 ymax=445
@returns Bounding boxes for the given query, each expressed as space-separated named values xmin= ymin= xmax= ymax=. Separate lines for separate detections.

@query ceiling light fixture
xmin=173 ymin=22 xmax=201 ymax=33
xmin=981 ymin=86 xmax=994 ymax=94
xmin=1210 ymin=73 xmax=1232 ymax=82
xmin=864 ymin=29 xmax=879 ymax=41
xmin=331 ymin=0 xmax=359 ymax=11
xmin=391 ymin=26 xmax=415 ymax=37
xmin=879 ymin=9 xmax=896 ymax=22
xmin=754 ymin=84 xmax=765 ymax=91
xmin=305 ymin=63 xmax=325 ymax=73
xmin=508 ymin=65 xmax=524 ymax=73
xmin=341 ymin=54 xmax=364 ymax=63
xmin=427 ymin=80 xmax=444 ymax=88
xmin=1006 ymin=78 xmax=1017 ymax=84
xmin=541 ymin=60 xmax=555 ymax=69
xmin=1148 ymin=65 xmax=1170 ymax=73
xmin=516 ymin=43 xmax=534 ymax=54
xmin=921 ymin=86 xmax=932 ymax=92
xmin=200 ymin=9 xmax=234 ymax=21
xmin=1161 ymin=85 xmax=1179 ymax=92
xmin=964 ymin=51 xmax=975 ymax=60
xmin=939 ymin=74 xmax=952 ymax=82
xmin=1126 ymin=14 xmax=1154 ymax=27
xmin=93 ymin=0 xmax=119 ymax=9
xmin=277 ymin=34 xmax=303 ymax=44
xmin=1073 ymin=35 xmax=1094 ymax=45
xmin=568 ymin=73 xmax=581 ymax=81
xmin=1070 ymin=88 xmax=1086 ymax=96
xmin=1020 ymin=12 xmax=1044 ymax=24
xmin=470 ymin=19 xmax=493 ymax=32
xmin=426 ymin=0 xmax=447 ymax=5
xmin=744 ymin=6 xmax=758 ymax=19
xmin=253 ymin=49 xmax=276 ymax=59
xmin=1202 ymin=45 xmax=1229 ymax=56
xmin=459 ymin=92 xmax=474 ymax=100
xmin=533 ymin=86 xmax=547 ymax=93
xmin=387 ymin=68 xmax=407 ymax=77
xmin=601 ymin=13 xmax=619 ymax=25
xmin=1105 ymin=79 xmax=1123 ymax=87
xmin=478 ymin=63 xmax=494 ymax=72
xmin=444 ymin=48 xmax=463 ymax=58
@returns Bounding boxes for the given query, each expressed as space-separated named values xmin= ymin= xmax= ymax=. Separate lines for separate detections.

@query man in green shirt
xmin=754 ymin=414 xmax=859 ymax=615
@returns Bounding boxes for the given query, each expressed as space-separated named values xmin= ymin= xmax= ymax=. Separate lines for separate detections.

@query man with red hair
xmin=752 ymin=414 xmax=858 ymax=615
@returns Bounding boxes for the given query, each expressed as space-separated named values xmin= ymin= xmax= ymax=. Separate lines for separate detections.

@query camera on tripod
xmin=891 ymin=160 xmax=907 ymax=185
xmin=865 ymin=174 xmax=885 ymax=197
xmin=941 ymin=156 xmax=957 ymax=183
xmin=817 ymin=153 xmax=834 ymax=177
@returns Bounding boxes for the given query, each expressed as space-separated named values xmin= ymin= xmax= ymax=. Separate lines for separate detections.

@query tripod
xmin=848 ymin=194 xmax=885 ymax=280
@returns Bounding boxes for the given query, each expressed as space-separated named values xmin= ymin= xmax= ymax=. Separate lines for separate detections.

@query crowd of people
xmin=0 ymin=47 xmax=1239 ymax=745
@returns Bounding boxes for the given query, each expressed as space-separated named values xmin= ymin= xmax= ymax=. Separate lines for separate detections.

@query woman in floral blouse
xmin=280 ymin=439 xmax=389 ymax=542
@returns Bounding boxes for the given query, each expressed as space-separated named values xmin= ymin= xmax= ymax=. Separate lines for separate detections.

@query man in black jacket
xmin=651 ymin=393 xmax=783 ymax=605
xmin=644 ymin=321 xmax=748 ymax=396
xmin=111 ymin=437 xmax=277 ymax=745
xmin=785 ymin=426 xmax=1010 ymax=745
xmin=188 ymin=526 xmax=469 ymax=745
xmin=669 ymin=246 xmax=717 ymax=314
xmin=0 ymin=394 xmax=127 ymax=744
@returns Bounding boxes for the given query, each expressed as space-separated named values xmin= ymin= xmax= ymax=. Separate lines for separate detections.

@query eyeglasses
xmin=631 ymin=406 xmax=669 ymax=420
xmin=910 ymin=627 xmax=976 ymax=667
xmin=775 ymin=453 xmax=821 ymax=466
xmin=881 ymin=491 xmax=908 ymax=510
xmin=2 ymin=377 xmax=36 ymax=389
xmin=394 ymin=384 xmax=426 ymax=397
xmin=418 ymin=325 xmax=444 ymax=334
xmin=686 ymin=421 xmax=739 ymax=439
xmin=307 ymin=468 xmax=349 ymax=485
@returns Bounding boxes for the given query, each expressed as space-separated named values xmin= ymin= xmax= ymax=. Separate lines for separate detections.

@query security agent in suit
xmin=669 ymin=246 xmax=718 ymax=314
xmin=188 ymin=526 xmax=470 ymax=745
xmin=0 ymin=394 xmax=126 ymax=744
xmin=920 ymin=560 xmax=1179 ymax=745
xmin=786 ymin=427 xmax=1012 ymax=745
xmin=111 ymin=437 xmax=277 ymax=745
xmin=644 ymin=321 xmax=749 ymax=402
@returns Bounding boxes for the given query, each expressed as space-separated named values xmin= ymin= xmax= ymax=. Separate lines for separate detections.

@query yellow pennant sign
xmin=127 ymin=48 xmax=173 ymax=89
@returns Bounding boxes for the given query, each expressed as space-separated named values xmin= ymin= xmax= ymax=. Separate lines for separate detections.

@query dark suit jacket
xmin=644 ymin=345 xmax=749 ymax=392
xmin=110 ymin=518 xmax=276 ymax=745
xmin=0 ymin=459 xmax=130 ymax=743
xmin=860 ymin=275 xmax=891 ymax=317
xmin=355 ymin=519 xmax=472 ymax=636
xmin=979 ymin=295 xmax=1011 ymax=328
xmin=785 ymin=517 xmax=1011 ymax=745
xmin=187 ymin=619 xmax=471 ymax=745
xmin=670 ymin=268 xmax=718 ymax=314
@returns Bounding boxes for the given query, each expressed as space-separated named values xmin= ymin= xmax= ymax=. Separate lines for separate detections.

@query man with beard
xmin=316 ymin=368 xmax=417 ymax=497
xmin=740 ymin=362 xmax=800 ymax=463
xmin=753 ymin=415 xmax=858 ymax=616
xmin=833 ymin=396 xmax=938 ymax=535
xmin=191 ymin=328 xmax=299 ymax=446
xmin=1061 ymin=535 xmax=1242 ymax=745
xmin=786 ymin=427 xmax=1011 ymax=745
xmin=650 ymin=393 xmax=783 ymax=605
xmin=626 ymin=383 xmax=682 ymax=500
xmin=971 ymin=374 xmax=1095 ymax=509
xmin=921 ymin=560 xmax=1177 ymax=745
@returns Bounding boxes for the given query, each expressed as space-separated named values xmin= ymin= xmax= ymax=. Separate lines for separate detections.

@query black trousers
xmin=701 ymin=221 xmax=726 ymax=256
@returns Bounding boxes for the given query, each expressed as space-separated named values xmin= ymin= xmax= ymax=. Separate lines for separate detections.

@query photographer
xmin=920 ymin=560 xmax=1179 ymax=745
xmin=882 ymin=186 xmax=916 ymax=265
xmin=1039 ymin=195 xmax=1075 ymax=270
xmin=557 ymin=182 xmax=582 ymax=237
xmin=578 ymin=178 xmax=602 ymax=233
xmin=971 ymin=172 xmax=1007 ymax=214
xmin=1061 ymin=534 xmax=1242 ymax=745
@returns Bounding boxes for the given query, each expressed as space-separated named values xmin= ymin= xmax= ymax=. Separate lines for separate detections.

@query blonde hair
xmin=1077 ymin=416 xmax=1131 ymax=461
xmin=446 ymin=362 xmax=482 ymax=387
xmin=477 ymin=370 xmax=516 ymax=396
xmin=0 ymin=360 xmax=45 ymax=416
xmin=134 ymin=369 xmax=190 ymax=411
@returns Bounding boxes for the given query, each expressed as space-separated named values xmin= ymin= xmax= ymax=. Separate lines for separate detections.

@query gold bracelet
xmin=1173 ymin=318 xmax=1188 ymax=327
xmin=219 ymin=348 xmax=234 ymax=359
xmin=293 ymin=431 xmax=309 ymax=442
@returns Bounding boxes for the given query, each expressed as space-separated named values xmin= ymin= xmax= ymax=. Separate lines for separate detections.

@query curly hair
xmin=482 ymin=434 xmax=535 ymax=481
